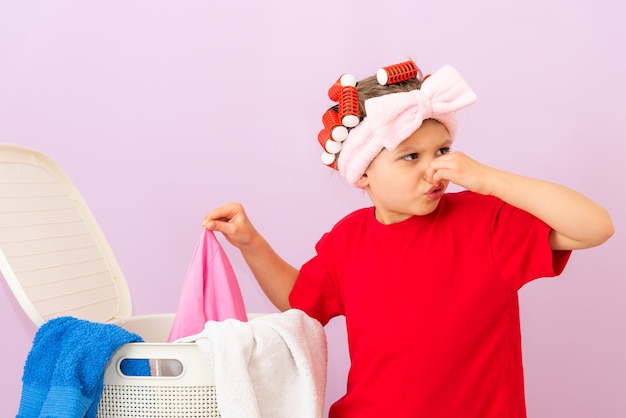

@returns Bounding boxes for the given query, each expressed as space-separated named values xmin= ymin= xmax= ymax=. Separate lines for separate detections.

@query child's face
xmin=357 ymin=119 xmax=452 ymax=224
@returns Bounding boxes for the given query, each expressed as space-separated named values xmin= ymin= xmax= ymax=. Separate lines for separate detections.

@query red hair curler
xmin=318 ymin=129 xmax=342 ymax=154
xmin=376 ymin=60 xmax=419 ymax=85
xmin=328 ymin=73 xmax=357 ymax=102
xmin=321 ymin=151 xmax=337 ymax=167
xmin=339 ymin=85 xmax=359 ymax=128
xmin=322 ymin=109 xmax=349 ymax=142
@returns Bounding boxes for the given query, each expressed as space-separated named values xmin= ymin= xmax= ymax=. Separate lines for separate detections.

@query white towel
xmin=177 ymin=309 xmax=328 ymax=418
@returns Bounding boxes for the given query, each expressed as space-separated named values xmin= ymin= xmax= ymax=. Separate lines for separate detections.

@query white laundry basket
xmin=0 ymin=144 xmax=234 ymax=417
xmin=96 ymin=315 xmax=225 ymax=418
xmin=97 ymin=342 xmax=221 ymax=417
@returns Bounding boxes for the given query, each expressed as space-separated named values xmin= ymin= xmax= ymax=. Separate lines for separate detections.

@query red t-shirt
xmin=289 ymin=191 xmax=571 ymax=418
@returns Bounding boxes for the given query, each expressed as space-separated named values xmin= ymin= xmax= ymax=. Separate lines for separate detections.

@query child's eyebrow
xmin=394 ymin=140 xmax=452 ymax=154
xmin=392 ymin=144 xmax=416 ymax=155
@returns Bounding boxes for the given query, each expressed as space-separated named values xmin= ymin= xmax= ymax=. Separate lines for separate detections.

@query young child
xmin=202 ymin=60 xmax=614 ymax=418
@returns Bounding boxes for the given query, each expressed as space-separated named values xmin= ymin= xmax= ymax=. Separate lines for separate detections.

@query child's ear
xmin=356 ymin=173 xmax=369 ymax=189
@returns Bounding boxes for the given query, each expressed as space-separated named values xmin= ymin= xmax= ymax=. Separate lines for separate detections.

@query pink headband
xmin=337 ymin=65 xmax=477 ymax=186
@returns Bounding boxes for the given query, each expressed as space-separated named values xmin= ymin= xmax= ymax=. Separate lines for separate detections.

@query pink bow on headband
xmin=338 ymin=65 xmax=478 ymax=186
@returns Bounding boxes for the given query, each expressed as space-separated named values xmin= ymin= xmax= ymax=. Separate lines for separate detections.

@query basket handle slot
xmin=119 ymin=358 xmax=184 ymax=377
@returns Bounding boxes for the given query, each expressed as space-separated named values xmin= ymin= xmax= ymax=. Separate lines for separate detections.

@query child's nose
xmin=423 ymin=163 xmax=439 ymax=185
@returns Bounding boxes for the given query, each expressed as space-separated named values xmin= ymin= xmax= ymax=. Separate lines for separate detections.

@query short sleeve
xmin=491 ymin=202 xmax=572 ymax=290
xmin=289 ymin=233 xmax=343 ymax=326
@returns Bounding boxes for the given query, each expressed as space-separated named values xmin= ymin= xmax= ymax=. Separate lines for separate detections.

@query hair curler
xmin=328 ymin=73 xmax=357 ymax=102
xmin=318 ymin=129 xmax=342 ymax=154
xmin=376 ymin=60 xmax=419 ymax=85
xmin=321 ymin=150 xmax=337 ymax=167
xmin=322 ymin=109 xmax=349 ymax=142
xmin=339 ymin=85 xmax=359 ymax=128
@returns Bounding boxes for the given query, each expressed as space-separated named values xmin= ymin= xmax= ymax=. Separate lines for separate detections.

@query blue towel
xmin=17 ymin=316 xmax=150 ymax=418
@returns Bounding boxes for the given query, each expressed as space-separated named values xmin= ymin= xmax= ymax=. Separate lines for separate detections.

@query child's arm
xmin=203 ymin=202 xmax=298 ymax=311
xmin=429 ymin=152 xmax=615 ymax=250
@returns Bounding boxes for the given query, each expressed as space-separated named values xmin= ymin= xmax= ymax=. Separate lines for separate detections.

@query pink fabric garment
xmin=167 ymin=229 xmax=247 ymax=342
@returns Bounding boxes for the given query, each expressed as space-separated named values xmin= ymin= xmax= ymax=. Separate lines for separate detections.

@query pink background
xmin=1 ymin=1 xmax=624 ymax=416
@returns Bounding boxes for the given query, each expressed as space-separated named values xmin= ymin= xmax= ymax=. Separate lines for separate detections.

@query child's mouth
xmin=426 ymin=185 xmax=444 ymax=201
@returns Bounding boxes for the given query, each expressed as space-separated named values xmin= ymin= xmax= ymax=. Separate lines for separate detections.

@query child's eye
xmin=436 ymin=147 xmax=451 ymax=156
xmin=402 ymin=153 xmax=419 ymax=161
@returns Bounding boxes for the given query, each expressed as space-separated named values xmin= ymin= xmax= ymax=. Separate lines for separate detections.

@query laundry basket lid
xmin=0 ymin=143 xmax=133 ymax=327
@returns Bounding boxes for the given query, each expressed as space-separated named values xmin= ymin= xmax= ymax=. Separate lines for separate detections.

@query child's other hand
xmin=202 ymin=202 xmax=259 ymax=248
xmin=428 ymin=151 xmax=496 ymax=196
